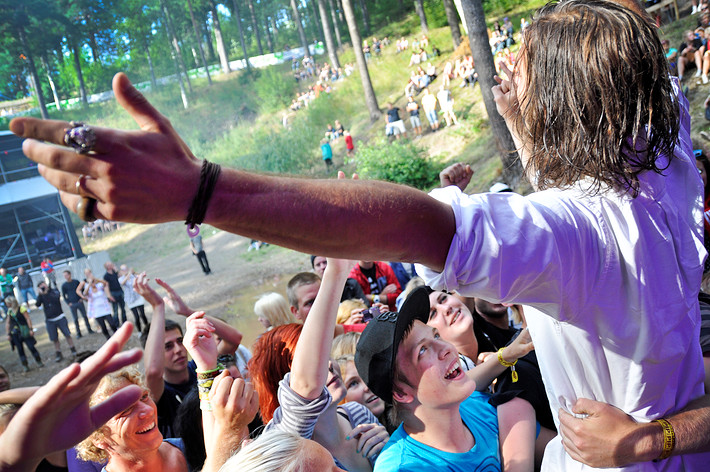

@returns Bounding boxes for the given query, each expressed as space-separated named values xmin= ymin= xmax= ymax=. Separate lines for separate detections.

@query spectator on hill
xmin=78 ymin=268 xmax=117 ymax=340
xmin=119 ymin=265 xmax=148 ymax=333
xmin=406 ymin=96 xmax=423 ymax=136
xmin=437 ymin=86 xmax=459 ymax=127
xmin=421 ymin=87 xmax=439 ymax=131
xmin=40 ymin=257 xmax=56 ymax=289
xmin=4 ymin=295 xmax=42 ymax=372
xmin=189 ymin=230 xmax=211 ymax=275
xmin=384 ymin=103 xmax=407 ymax=140
xmin=344 ymin=130 xmax=355 ymax=156
xmin=320 ymin=139 xmax=333 ymax=171
xmin=678 ymin=29 xmax=704 ymax=81
xmin=104 ymin=261 xmax=127 ymax=326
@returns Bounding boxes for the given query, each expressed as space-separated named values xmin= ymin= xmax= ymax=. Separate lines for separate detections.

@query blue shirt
xmin=374 ymin=391 xmax=500 ymax=471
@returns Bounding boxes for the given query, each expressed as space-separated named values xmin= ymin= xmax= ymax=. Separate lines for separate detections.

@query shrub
xmin=253 ymin=67 xmax=296 ymax=112
xmin=349 ymin=138 xmax=443 ymax=190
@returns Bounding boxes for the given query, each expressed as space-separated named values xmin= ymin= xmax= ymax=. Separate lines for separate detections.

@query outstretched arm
xmin=0 ymin=323 xmax=142 ymax=472
xmin=290 ymin=257 xmax=350 ymax=399
xmin=134 ymin=274 xmax=167 ymax=402
xmin=11 ymin=73 xmax=454 ymax=271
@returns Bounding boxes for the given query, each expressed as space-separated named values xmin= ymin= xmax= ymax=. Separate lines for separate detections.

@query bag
xmin=9 ymin=310 xmax=31 ymax=339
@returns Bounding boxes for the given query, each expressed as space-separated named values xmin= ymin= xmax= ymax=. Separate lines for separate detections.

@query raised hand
xmin=156 ymin=278 xmax=192 ymax=316
xmin=0 ymin=323 xmax=142 ymax=471
xmin=9 ymin=73 xmax=201 ymax=224
xmin=133 ymin=273 xmax=163 ymax=308
xmin=439 ymin=162 xmax=474 ymax=191
xmin=183 ymin=311 xmax=218 ymax=372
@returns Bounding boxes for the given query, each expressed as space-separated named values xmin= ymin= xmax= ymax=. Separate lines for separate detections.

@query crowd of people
xmin=6 ymin=1 xmax=710 ymax=472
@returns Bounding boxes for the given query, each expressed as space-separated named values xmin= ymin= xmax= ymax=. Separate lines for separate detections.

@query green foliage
xmin=252 ymin=66 xmax=296 ymax=111
xmin=349 ymin=138 xmax=444 ymax=190
xmin=423 ymin=0 xmax=449 ymax=30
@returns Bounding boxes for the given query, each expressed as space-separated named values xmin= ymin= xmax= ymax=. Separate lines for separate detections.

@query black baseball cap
xmin=354 ymin=286 xmax=431 ymax=403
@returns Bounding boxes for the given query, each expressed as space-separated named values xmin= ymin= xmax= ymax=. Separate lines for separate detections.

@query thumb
xmin=571 ymin=398 xmax=599 ymax=416
xmin=112 ymin=73 xmax=164 ymax=133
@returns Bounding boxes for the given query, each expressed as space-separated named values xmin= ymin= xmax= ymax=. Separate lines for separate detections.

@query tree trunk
xmin=231 ymin=0 xmax=252 ymax=71
xmin=356 ymin=0 xmax=371 ymax=35
xmin=89 ymin=32 xmax=102 ymax=65
xmin=459 ymin=0 xmax=522 ymax=187
xmin=18 ymin=29 xmax=48 ymax=119
xmin=187 ymin=0 xmax=213 ymax=85
xmin=318 ymin=0 xmax=340 ymax=68
xmin=161 ymin=0 xmax=193 ymax=93
xmin=145 ymin=44 xmax=158 ymax=90
xmin=327 ymin=0 xmax=343 ymax=49
xmin=336 ymin=0 xmax=346 ymax=25
xmin=442 ymin=0 xmax=462 ymax=48
xmin=310 ymin=0 xmax=324 ymax=43
xmin=209 ymin=0 xmax=232 ymax=73
xmin=41 ymin=54 xmax=61 ymax=111
xmin=290 ymin=0 xmax=311 ymax=58
xmin=70 ymin=41 xmax=88 ymax=106
xmin=202 ymin=18 xmax=216 ymax=62
xmin=265 ymin=16 xmax=275 ymax=53
xmin=413 ymin=0 xmax=428 ymax=33
xmin=245 ymin=0 xmax=264 ymax=56
xmin=341 ymin=0 xmax=379 ymax=121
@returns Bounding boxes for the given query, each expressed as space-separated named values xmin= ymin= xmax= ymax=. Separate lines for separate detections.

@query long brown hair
xmin=513 ymin=0 xmax=679 ymax=196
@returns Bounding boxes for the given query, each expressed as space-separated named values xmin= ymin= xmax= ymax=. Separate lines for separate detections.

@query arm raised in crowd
xmin=10 ymin=73 xmax=454 ymax=272
xmin=0 ymin=324 xmax=142 ymax=472
xmin=559 ymin=394 xmax=710 ymax=467
xmin=134 ymin=274 xmax=167 ymax=402
xmin=156 ymin=278 xmax=243 ymax=353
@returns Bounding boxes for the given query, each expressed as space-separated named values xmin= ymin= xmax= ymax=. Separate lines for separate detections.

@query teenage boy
xmin=355 ymin=287 xmax=534 ymax=471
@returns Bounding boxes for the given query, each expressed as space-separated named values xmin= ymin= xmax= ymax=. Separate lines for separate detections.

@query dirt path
xmin=0 ymin=223 xmax=311 ymax=388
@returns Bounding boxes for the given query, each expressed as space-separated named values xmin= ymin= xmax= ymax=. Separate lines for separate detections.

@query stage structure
xmin=0 ymin=131 xmax=84 ymax=271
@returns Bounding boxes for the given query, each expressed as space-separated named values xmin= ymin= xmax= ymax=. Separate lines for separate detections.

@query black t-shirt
xmin=103 ymin=271 xmax=121 ymax=293
xmin=157 ymin=364 xmax=197 ymax=438
xmin=386 ymin=107 xmax=401 ymax=123
xmin=359 ymin=265 xmax=381 ymax=294
xmin=407 ymin=101 xmax=420 ymax=117
xmin=61 ymin=279 xmax=82 ymax=304
xmin=36 ymin=289 xmax=64 ymax=319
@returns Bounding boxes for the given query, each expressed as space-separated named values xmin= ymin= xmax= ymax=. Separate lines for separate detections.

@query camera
xmin=361 ymin=305 xmax=380 ymax=323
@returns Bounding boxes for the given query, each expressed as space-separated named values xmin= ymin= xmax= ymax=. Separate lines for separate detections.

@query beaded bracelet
xmin=652 ymin=418 xmax=675 ymax=462
xmin=497 ymin=348 xmax=518 ymax=383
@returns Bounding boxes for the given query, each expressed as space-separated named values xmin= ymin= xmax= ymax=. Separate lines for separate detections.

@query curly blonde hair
xmin=75 ymin=367 xmax=146 ymax=462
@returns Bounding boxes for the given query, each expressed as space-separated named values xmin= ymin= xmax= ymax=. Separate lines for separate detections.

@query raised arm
xmin=290 ymin=258 xmax=349 ymax=400
xmin=0 ymin=324 xmax=142 ymax=472
xmin=10 ymin=73 xmax=454 ymax=271
xmin=134 ymin=274 xmax=166 ymax=402
xmin=156 ymin=278 xmax=243 ymax=353
xmin=466 ymin=328 xmax=533 ymax=391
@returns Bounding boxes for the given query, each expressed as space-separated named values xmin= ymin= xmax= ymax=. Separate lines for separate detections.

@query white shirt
xmin=417 ymin=89 xmax=709 ymax=470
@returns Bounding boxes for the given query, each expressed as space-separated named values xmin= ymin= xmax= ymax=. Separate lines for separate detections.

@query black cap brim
xmin=355 ymin=286 xmax=431 ymax=403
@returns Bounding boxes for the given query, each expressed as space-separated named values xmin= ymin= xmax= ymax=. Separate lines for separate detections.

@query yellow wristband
xmin=497 ymin=348 xmax=517 ymax=367
xmin=653 ymin=418 xmax=675 ymax=462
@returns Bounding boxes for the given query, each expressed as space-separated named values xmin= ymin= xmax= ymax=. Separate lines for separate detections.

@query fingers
xmin=37 ymin=164 xmax=104 ymax=198
xmin=499 ymin=61 xmax=514 ymax=81
xmin=26 ymin=140 xmax=100 ymax=177
xmin=90 ymin=384 xmax=143 ymax=428
xmin=113 ymin=73 xmax=165 ymax=133
xmin=155 ymin=278 xmax=175 ymax=293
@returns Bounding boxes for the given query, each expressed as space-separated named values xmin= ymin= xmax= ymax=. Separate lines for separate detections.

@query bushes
xmin=253 ymin=67 xmax=297 ymax=112
xmin=349 ymin=138 xmax=443 ymax=190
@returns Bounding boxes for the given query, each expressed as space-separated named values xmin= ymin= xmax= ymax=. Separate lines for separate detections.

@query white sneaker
xmin=696 ymin=69 xmax=703 ymax=78
xmin=693 ymin=5 xmax=698 ymax=14
xmin=703 ymin=74 xmax=708 ymax=84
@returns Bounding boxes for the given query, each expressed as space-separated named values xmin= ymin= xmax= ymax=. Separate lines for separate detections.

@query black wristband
xmin=186 ymin=159 xmax=222 ymax=229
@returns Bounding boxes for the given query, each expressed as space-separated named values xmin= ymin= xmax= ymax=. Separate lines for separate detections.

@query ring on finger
xmin=76 ymin=197 xmax=97 ymax=222
xmin=75 ymin=174 xmax=91 ymax=197
xmin=64 ymin=121 xmax=97 ymax=154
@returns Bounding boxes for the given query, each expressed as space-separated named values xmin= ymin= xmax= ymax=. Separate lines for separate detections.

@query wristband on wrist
xmin=652 ymin=418 xmax=675 ymax=462
xmin=497 ymin=348 xmax=518 ymax=383
xmin=373 ymin=295 xmax=381 ymax=304
xmin=186 ymin=159 xmax=222 ymax=229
